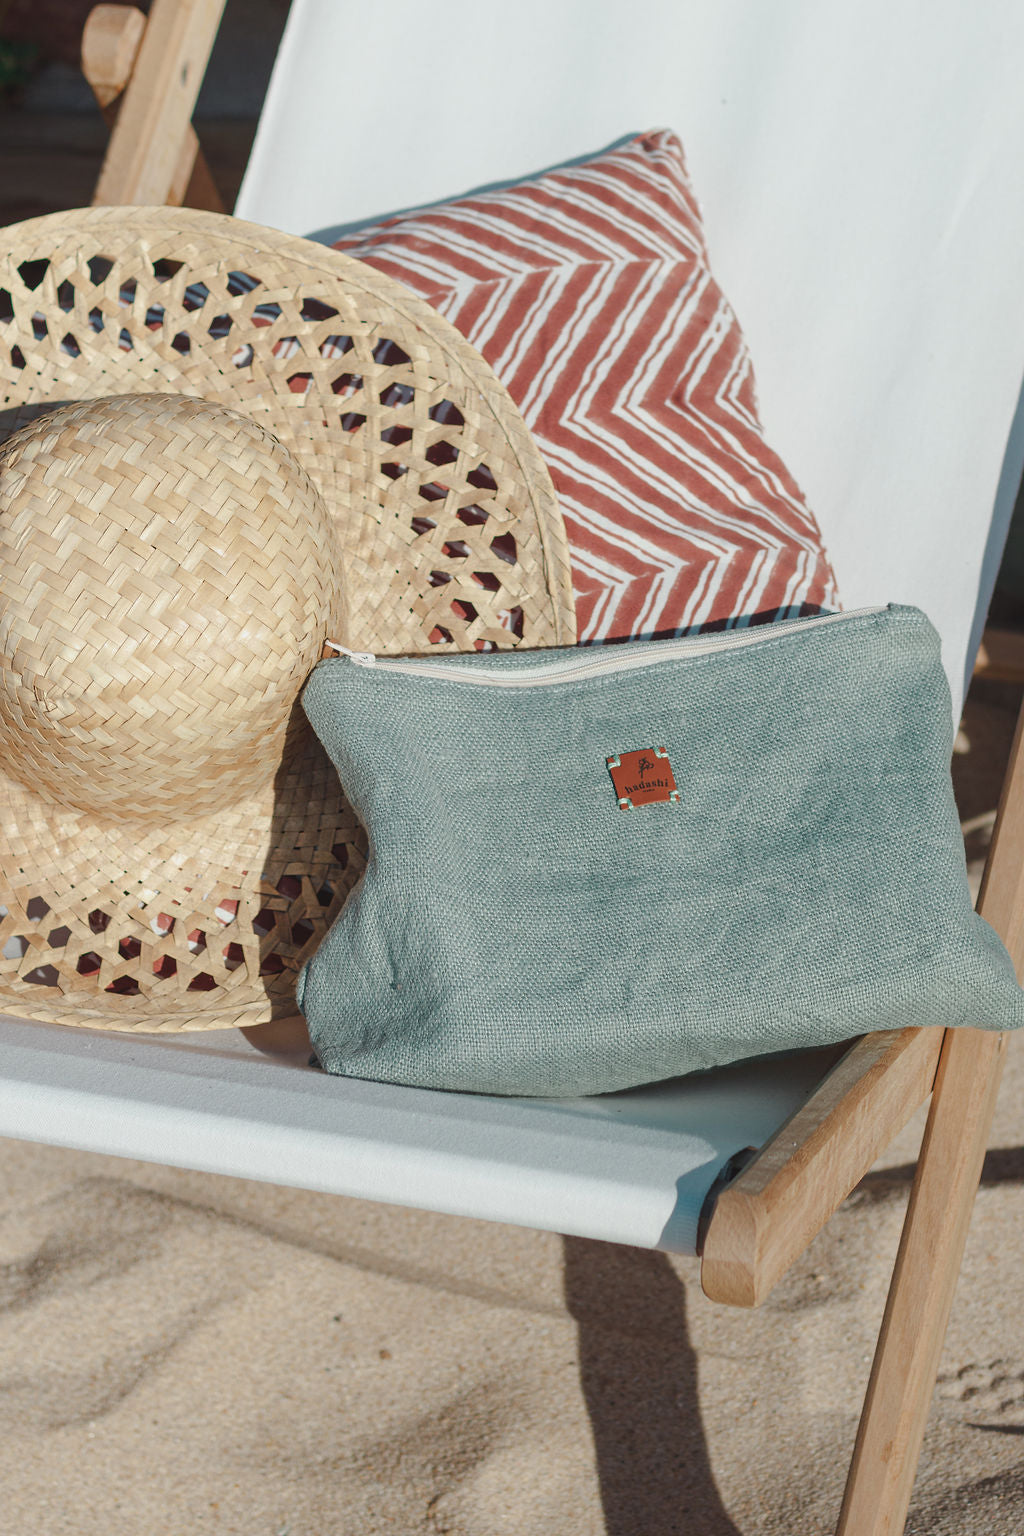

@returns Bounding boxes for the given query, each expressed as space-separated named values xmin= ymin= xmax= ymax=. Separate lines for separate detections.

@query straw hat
xmin=0 ymin=205 xmax=575 ymax=1032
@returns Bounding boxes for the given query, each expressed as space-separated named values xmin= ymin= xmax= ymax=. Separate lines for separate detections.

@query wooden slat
xmin=836 ymin=697 xmax=1024 ymax=1534
xmin=699 ymin=1026 xmax=942 ymax=1306
xmin=90 ymin=0 xmax=226 ymax=207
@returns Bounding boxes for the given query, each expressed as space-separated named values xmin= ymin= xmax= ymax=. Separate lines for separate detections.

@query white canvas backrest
xmin=238 ymin=0 xmax=1024 ymax=712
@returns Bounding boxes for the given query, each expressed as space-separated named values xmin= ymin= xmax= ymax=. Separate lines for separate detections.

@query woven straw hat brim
xmin=0 ymin=720 xmax=365 ymax=1029
xmin=0 ymin=206 xmax=575 ymax=1030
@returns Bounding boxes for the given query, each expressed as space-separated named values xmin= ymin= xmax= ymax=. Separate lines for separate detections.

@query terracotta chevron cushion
xmin=333 ymin=130 xmax=839 ymax=642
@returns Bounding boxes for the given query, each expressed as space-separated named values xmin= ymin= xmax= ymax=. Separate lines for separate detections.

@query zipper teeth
xmin=330 ymin=607 xmax=887 ymax=687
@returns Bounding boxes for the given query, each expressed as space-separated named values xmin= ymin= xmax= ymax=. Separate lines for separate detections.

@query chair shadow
xmin=562 ymin=1237 xmax=741 ymax=1536
xmin=855 ymin=1144 xmax=1024 ymax=1201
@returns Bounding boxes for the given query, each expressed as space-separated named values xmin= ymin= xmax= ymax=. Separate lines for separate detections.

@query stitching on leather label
xmin=606 ymin=747 xmax=679 ymax=810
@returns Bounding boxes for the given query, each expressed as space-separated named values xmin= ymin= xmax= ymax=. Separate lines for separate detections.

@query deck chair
xmin=2 ymin=2 xmax=1023 ymax=1530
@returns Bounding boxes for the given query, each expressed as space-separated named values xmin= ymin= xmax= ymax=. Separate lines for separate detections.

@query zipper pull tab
xmin=323 ymin=640 xmax=376 ymax=666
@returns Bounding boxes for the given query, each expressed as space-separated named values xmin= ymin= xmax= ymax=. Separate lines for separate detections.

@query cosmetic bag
xmin=297 ymin=604 xmax=1024 ymax=1096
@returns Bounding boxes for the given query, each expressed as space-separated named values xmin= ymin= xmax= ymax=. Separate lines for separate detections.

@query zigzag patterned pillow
xmin=333 ymin=130 xmax=839 ymax=642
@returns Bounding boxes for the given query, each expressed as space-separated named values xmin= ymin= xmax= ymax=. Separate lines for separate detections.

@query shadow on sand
xmin=563 ymin=1236 xmax=741 ymax=1536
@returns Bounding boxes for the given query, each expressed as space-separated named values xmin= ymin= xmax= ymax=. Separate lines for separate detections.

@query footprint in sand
xmin=935 ymin=1359 xmax=1024 ymax=1430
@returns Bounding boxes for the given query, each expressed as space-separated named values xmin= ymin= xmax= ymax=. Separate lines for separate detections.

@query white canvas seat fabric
xmin=3 ymin=0 xmax=1024 ymax=1256
xmin=0 ymin=1015 xmax=842 ymax=1253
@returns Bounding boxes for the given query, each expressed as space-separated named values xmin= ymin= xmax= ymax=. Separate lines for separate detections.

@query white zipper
xmin=324 ymin=607 xmax=887 ymax=688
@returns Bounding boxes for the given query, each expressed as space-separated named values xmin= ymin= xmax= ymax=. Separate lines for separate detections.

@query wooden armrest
xmin=700 ymin=1026 xmax=943 ymax=1307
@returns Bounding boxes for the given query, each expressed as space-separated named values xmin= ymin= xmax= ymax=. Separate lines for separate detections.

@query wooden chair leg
xmin=839 ymin=683 xmax=1024 ymax=1531
xmin=836 ymin=1025 xmax=1006 ymax=1535
xmin=82 ymin=0 xmax=225 ymax=208
xmin=83 ymin=4 xmax=223 ymax=211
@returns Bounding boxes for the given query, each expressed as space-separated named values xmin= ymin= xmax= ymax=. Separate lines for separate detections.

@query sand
xmin=0 ymin=680 xmax=1021 ymax=1535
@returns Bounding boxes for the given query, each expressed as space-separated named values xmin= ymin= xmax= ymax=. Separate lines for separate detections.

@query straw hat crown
xmin=0 ymin=393 xmax=344 ymax=823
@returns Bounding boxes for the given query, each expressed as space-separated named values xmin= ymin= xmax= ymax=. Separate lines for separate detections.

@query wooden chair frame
xmin=64 ymin=4 xmax=1024 ymax=1531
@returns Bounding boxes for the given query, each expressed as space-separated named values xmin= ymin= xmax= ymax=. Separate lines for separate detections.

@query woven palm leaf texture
xmin=0 ymin=206 xmax=575 ymax=1031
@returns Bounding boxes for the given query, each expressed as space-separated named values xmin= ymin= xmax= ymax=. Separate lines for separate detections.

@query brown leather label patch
xmin=606 ymin=748 xmax=679 ymax=810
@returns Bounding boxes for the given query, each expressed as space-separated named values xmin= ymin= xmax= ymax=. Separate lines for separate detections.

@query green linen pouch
xmin=297 ymin=604 xmax=1024 ymax=1096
